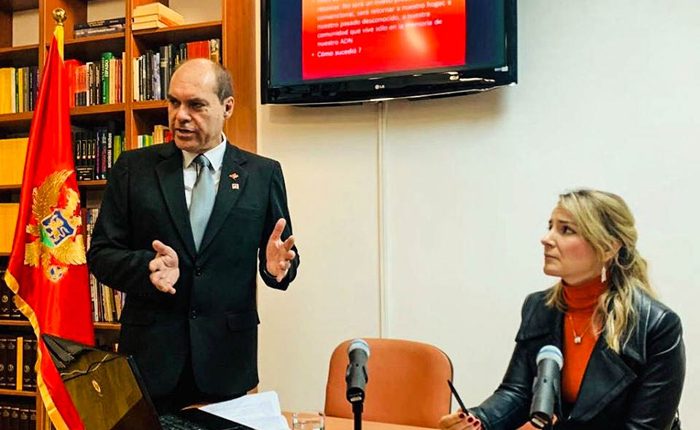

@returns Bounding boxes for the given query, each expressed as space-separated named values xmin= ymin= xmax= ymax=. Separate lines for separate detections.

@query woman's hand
xmin=438 ymin=411 xmax=483 ymax=430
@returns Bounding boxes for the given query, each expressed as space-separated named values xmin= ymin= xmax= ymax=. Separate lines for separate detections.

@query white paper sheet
xmin=199 ymin=391 xmax=290 ymax=430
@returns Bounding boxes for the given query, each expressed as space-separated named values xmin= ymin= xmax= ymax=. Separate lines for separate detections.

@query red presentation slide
xmin=302 ymin=0 xmax=467 ymax=80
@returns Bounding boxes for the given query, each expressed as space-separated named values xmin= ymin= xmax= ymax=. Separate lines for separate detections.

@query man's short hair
xmin=174 ymin=59 xmax=234 ymax=101
xmin=211 ymin=61 xmax=234 ymax=101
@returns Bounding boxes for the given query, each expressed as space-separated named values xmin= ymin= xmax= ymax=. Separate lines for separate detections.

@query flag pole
xmin=53 ymin=8 xmax=66 ymax=59
xmin=4 ymin=7 xmax=92 ymax=429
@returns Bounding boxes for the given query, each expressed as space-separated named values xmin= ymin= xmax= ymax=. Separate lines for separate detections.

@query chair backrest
xmin=324 ymin=338 xmax=453 ymax=428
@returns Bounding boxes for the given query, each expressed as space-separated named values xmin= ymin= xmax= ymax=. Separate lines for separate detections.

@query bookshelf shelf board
xmin=71 ymin=103 xmax=125 ymax=116
xmin=4 ymin=0 xmax=38 ymax=12
xmin=77 ymin=179 xmax=108 ymax=188
xmin=0 ymin=111 xmax=32 ymax=135
xmin=60 ymin=34 xmax=126 ymax=62
xmin=0 ymin=319 xmax=30 ymax=327
xmin=0 ymin=180 xmax=108 ymax=190
xmin=0 ymin=111 xmax=33 ymax=125
xmin=132 ymin=21 xmax=222 ymax=47
xmin=0 ymin=388 xmax=36 ymax=397
xmin=93 ymin=322 xmax=121 ymax=331
xmin=132 ymin=100 xmax=169 ymax=111
xmin=0 ymin=319 xmax=120 ymax=331
xmin=0 ymin=44 xmax=39 ymax=67
xmin=65 ymin=32 xmax=126 ymax=46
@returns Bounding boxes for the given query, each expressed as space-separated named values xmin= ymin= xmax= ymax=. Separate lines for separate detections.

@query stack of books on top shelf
xmin=74 ymin=17 xmax=126 ymax=38
xmin=132 ymin=2 xmax=184 ymax=31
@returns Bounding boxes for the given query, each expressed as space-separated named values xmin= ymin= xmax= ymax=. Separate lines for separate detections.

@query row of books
xmin=0 ymin=402 xmax=36 ymax=430
xmin=0 ymin=270 xmax=24 ymax=320
xmin=0 ymin=336 xmax=37 ymax=392
xmin=65 ymin=53 xmax=124 ymax=108
xmin=137 ymin=124 xmax=171 ymax=148
xmin=72 ymin=126 xmax=125 ymax=181
xmin=133 ymin=39 xmax=221 ymax=101
xmin=0 ymin=206 xmax=19 ymax=254
xmin=0 ymin=67 xmax=40 ymax=115
xmin=85 ymin=208 xmax=125 ymax=323
xmin=1 ymin=39 xmax=219 ymax=111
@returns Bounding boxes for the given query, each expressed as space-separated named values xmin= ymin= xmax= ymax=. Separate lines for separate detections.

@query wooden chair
xmin=324 ymin=338 xmax=453 ymax=428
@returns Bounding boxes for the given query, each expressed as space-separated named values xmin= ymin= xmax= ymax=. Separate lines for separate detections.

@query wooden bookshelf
xmin=93 ymin=321 xmax=121 ymax=331
xmin=0 ymin=388 xmax=36 ymax=397
xmin=0 ymin=44 xmax=39 ymax=67
xmin=0 ymin=0 xmax=258 ymax=427
xmin=0 ymin=319 xmax=31 ymax=327
xmin=0 ymin=319 xmax=119 ymax=329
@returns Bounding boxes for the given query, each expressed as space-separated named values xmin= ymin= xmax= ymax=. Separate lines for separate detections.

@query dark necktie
xmin=189 ymin=154 xmax=215 ymax=251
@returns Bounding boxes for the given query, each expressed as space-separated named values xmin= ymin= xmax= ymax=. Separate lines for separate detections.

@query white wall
xmin=257 ymin=0 xmax=700 ymax=426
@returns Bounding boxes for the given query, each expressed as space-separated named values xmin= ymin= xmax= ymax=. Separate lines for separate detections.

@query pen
xmin=447 ymin=379 xmax=471 ymax=416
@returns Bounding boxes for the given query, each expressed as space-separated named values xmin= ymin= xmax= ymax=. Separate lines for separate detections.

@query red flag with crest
xmin=3 ymin=22 xmax=94 ymax=430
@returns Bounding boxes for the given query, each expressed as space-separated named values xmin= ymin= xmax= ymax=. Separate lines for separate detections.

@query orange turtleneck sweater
xmin=561 ymin=276 xmax=607 ymax=404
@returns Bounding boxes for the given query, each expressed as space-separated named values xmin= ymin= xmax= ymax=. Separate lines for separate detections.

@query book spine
xmin=159 ymin=45 xmax=168 ymax=98
xmin=152 ymin=51 xmax=161 ymax=100
xmin=6 ymin=337 xmax=16 ymax=389
xmin=101 ymin=52 xmax=114 ymax=104
xmin=0 ymin=337 xmax=7 ymax=388
xmin=74 ymin=25 xmax=125 ymax=38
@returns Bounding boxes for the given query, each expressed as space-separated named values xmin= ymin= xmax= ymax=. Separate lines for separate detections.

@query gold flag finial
xmin=51 ymin=8 xmax=66 ymax=58
xmin=53 ymin=8 xmax=66 ymax=26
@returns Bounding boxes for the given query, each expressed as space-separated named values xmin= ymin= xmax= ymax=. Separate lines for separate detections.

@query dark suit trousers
xmin=152 ymin=353 xmax=245 ymax=414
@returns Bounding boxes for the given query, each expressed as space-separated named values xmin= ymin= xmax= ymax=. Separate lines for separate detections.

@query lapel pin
xmin=229 ymin=172 xmax=240 ymax=190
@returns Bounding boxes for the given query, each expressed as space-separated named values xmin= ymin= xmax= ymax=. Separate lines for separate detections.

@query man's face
xmin=167 ymin=61 xmax=233 ymax=153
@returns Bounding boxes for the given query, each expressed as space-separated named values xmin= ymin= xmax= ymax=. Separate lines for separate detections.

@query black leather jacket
xmin=470 ymin=289 xmax=685 ymax=430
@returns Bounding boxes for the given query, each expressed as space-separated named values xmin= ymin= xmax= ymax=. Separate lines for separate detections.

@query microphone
xmin=530 ymin=345 xmax=563 ymax=429
xmin=345 ymin=339 xmax=370 ymax=404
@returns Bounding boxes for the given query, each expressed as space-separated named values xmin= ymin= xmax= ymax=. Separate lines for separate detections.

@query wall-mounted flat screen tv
xmin=261 ymin=0 xmax=517 ymax=105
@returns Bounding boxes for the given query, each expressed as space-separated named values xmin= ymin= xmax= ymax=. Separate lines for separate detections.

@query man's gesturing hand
xmin=149 ymin=240 xmax=180 ymax=294
xmin=265 ymin=218 xmax=296 ymax=282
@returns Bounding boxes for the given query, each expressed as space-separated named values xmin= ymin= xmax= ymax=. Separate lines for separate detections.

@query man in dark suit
xmin=87 ymin=58 xmax=299 ymax=412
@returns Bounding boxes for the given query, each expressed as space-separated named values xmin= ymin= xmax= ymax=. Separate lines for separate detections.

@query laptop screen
xmin=43 ymin=334 xmax=162 ymax=430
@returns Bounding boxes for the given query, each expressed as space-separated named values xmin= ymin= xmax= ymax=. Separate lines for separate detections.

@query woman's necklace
xmin=567 ymin=313 xmax=592 ymax=345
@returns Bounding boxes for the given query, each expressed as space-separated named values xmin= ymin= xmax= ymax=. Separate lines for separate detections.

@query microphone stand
xmin=352 ymin=401 xmax=363 ymax=430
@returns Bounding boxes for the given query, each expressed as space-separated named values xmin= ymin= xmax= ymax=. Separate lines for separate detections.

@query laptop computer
xmin=42 ymin=334 xmax=255 ymax=430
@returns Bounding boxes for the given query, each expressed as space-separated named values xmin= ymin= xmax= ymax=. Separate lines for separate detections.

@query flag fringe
xmin=3 ymin=270 xmax=70 ymax=430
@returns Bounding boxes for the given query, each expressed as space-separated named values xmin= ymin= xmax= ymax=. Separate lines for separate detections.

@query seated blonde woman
xmin=440 ymin=189 xmax=684 ymax=430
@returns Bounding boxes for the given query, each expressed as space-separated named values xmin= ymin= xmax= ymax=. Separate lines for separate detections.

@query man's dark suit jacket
xmin=87 ymin=141 xmax=299 ymax=398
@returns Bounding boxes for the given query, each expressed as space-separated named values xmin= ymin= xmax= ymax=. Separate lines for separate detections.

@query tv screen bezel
xmin=260 ymin=0 xmax=518 ymax=106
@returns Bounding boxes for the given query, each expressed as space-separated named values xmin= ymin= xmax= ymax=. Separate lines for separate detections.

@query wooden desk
xmin=284 ymin=412 xmax=435 ymax=430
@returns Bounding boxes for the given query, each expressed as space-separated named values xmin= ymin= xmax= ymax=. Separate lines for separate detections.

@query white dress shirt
xmin=182 ymin=133 xmax=227 ymax=209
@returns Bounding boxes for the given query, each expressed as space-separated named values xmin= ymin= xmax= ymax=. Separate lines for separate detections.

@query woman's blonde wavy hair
xmin=545 ymin=189 xmax=656 ymax=353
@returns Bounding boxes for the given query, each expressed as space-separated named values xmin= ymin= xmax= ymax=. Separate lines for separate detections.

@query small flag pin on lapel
xmin=229 ymin=172 xmax=240 ymax=190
